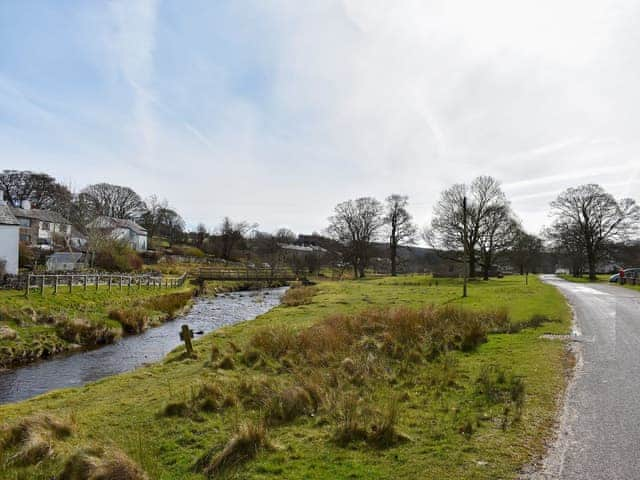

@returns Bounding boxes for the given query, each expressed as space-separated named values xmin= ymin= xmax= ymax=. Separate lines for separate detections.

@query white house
xmin=0 ymin=192 xmax=19 ymax=275
xmin=86 ymin=216 xmax=148 ymax=252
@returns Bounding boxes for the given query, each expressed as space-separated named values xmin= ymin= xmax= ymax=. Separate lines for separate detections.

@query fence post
xmin=108 ymin=276 xmax=112 ymax=293
xmin=25 ymin=274 xmax=31 ymax=297
xmin=69 ymin=275 xmax=72 ymax=293
xmin=41 ymin=276 xmax=45 ymax=296
xmin=119 ymin=275 xmax=123 ymax=290
xmin=83 ymin=275 xmax=87 ymax=291
xmin=54 ymin=275 xmax=59 ymax=295
xmin=128 ymin=276 xmax=131 ymax=293
xmin=95 ymin=275 xmax=99 ymax=292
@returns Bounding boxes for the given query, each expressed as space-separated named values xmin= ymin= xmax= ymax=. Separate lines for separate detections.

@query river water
xmin=0 ymin=287 xmax=287 ymax=405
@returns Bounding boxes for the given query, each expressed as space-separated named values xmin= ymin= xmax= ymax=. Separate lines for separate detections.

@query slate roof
xmin=0 ymin=204 xmax=19 ymax=226
xmin=87 ymin=216 xmax=147 ymax=235
xmin=47 ymin=252 xmax=84 ymax=264
xmin=10 ymin=207 xmax=71 ymax=225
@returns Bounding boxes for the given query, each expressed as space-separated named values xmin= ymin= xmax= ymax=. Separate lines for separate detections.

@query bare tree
xmin=139 ymin=196 xmax=185 ymax=242
xmin=327 ymin=197 xmax=383 ymax=278
xmin=477 ymin=205 xmax=518 ymax=280
xmin=384 ymin=194 xmax=416 ymax=276
xmin=275 ymin=228 xmax=296 ymax=244
xmin=548 ymin=184 xmax=640 ymax=280
xmin=195 ymin=223 xmax=208 ymax=248
xmin=218 ymin=217 xmax=256 ymax=260
xmin=427 ymin=176 xmax=508 ymax=277
xmin=0 ymin=170 xmax=72 ymax=211
xmin=509 ymin=228 xmax=543 ymax=275
xmin=80 ymin=183 xmax=145 ymax=220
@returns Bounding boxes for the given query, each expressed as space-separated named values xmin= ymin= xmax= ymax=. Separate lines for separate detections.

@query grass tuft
xmin=198 ymin=420 xmax=271 ymax=477
xmin=59 ymin=446 xmax=148 ymax=480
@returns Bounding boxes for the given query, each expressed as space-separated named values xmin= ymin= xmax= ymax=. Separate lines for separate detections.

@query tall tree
xmin=384 ymin=194 xmax=416 ymax=276
xmin=80 ymin=183 xmax=144 ymax=221
xmin=0 ymin=170 xmax=72 ymax=211
xmin=477 ymin=204 xmax=517 ymax=280
xmin=509 ymin=229 xmax=543 ymax=275
xmin=427 ymin=176 xmax=509 ymax=277
xmin=218 ymin=217 xmax=255 ymax=260
xmin=548 ymin=184 xmax=640 ymax=280
xmin=327 ymin=197 xmax=383 ymax=278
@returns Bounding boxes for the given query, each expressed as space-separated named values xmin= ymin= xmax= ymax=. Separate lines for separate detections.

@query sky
xmin=2 ymin=0 xmax=640 ymax=236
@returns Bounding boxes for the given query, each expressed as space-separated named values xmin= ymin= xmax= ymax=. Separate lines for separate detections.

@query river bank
xmin=0 ymin=286 xmax=195 ymax=369
xmin=0 ymin=287 xmax=287 ymax=404
xmin=0 ymin=275 xmax=572 ymax=480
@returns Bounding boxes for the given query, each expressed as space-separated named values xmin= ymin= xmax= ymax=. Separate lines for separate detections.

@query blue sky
xmin=2 ymin=0 xmax=640 ymax=235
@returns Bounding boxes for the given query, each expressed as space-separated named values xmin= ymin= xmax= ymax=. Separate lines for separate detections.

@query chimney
xmin=21 ymin=199 xmax=31 ymax=210
xmin=0 ymin=190 xmax=4 ymax=206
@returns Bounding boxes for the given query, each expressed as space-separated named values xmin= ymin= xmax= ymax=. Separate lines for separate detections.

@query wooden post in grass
xmin=180 ymin=325 xmax=194 ymax=356
xmin=54 ymin=275 xmax=59 ymax=295
xmin=462 ymin=196 xmax=468 ymax=298
xmin=108 ymin=276 xmax=112 ymax=293
xmin=69 ymin=275 xmax=73 ymax=293
xmin=119 ymin=275 xmax=123 ymax=290
xmin=26 ymin=274 xmax=30 ymax=297
xmin=83 ymin=275 xmax=87 ymax=291
xmin=41 ymin=276 xmax=45 ymax=296
xmin=96 ymin=275 xmax=99 ymax=292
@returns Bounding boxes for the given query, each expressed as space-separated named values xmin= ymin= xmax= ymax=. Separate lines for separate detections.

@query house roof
xmin=46 ymin=252 xmax=84 ymax=264
xmin=10 ymin=207 xmax=71 ymax=225
xmin=87 ymin=216 xmax=147 ymax=235
xmin=0 ymin=204 xmax=19 ymax=226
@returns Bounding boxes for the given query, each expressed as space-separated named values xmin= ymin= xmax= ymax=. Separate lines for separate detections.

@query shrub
xmin=250 ymin=326 xmax=297 ymax=359
xmin=93 ymin=240 xmax=142 ymax=272
xmin=162 ymin=401 xmax=191 ymax=417
xmin=197 ymin=382 xmax=225 ymax=412
xmin=56 ymin=318 xmax=119 ymax=346
xmin=60 ymin=446 xmax=148 ymax=480
xmin=1 ymin=414 xmax=72 ymax=466
xmin=144 ymin=290 xmax=192 ymax=317
xmin=281 ymin=286 xmax=317 ymax=307
xmin=108 ymin=308 xmax=149 ymax=334
xmin=265 ymin=386 xmax=314 ymax=425
xmin=198 ymin=420 xmax=270 ymax=477
xmin=367 ymin=400 xmax=409 ymax=448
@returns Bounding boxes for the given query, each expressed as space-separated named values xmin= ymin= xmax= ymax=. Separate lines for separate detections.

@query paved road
xmin=536 ymin=275 xmax=640 ymax=479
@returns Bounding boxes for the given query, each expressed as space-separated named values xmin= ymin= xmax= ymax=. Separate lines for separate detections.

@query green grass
xmin=557 ymin=274 xmax=610 ymax=283
xmin=0 ymin=275 xmax=570 ymax=480
xmin=558 ymin=274 xmax=640 ymax=291
xmin=0 ymin=285 xmax=193 ymax=367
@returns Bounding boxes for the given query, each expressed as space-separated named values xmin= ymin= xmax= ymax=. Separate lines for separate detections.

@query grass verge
xmin=0 ymin=286 xmax=193 ymax=368
xmin=0 ymin=275 xmax=570 ymax=479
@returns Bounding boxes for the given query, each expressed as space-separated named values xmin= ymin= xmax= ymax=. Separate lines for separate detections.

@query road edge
xmin=521 ymin=278 xmax=583 ymax=479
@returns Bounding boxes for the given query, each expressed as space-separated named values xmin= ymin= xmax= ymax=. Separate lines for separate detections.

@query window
xmin=19 ymin=218 xmax=31 ymax=227
xmin=20 ymin=234 xmax=31 ymax=243
xmin=41 ymin=222 xmax=50 ymax=231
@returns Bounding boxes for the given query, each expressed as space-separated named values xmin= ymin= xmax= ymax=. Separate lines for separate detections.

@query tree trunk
xmin=587 ymin=252 xmax=597 ymax=281
xmin=519 ymin=264 xmax=524 ymax=275
xmin=353 ymin=263 xmax=358 ymax=279
xmin=390 ymin=243 xmax=397 ymax=276
xmin=482 ymin=263 xmax=490 ymax=281
xmin=469 ymin=253 xmax=476 ymax=279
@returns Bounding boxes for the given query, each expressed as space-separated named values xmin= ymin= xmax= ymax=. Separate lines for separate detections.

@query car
xmin=609 ymin=268 xmax=640 ymax=283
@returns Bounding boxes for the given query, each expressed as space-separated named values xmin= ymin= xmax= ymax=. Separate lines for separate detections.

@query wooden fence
xmin=25 ymin=272 xmax=187 ymax=296
xmin=196 ymin=267 xmax=300 ymax=282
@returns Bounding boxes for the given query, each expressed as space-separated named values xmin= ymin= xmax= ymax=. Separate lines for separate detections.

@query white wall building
xmin=86 ymin=216 xmax=148 ymax=252
xmin=0 ymin=193 xmax=19 ymax=275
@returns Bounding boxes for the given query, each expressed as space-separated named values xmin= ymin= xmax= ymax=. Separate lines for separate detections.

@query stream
xmin=0 ymin=287 xmax=287 ymax=405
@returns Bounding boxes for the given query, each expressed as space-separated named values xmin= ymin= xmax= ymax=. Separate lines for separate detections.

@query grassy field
xmin=0 ymin=285 xmax=193 ymax=368
xmin=0 ymin=275 xmax=570 ymax=480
